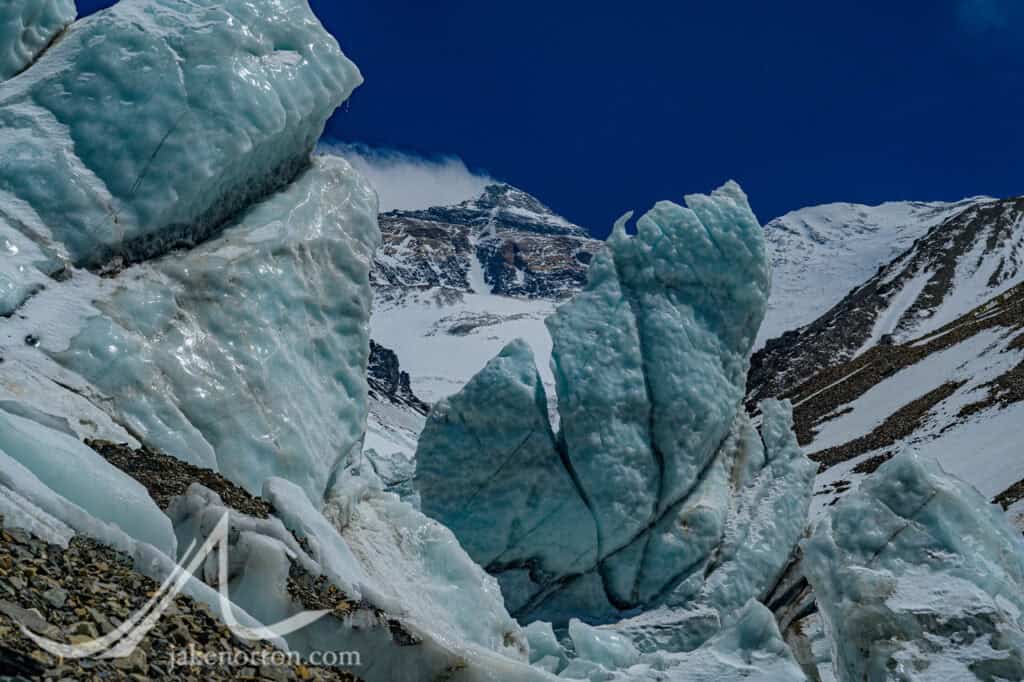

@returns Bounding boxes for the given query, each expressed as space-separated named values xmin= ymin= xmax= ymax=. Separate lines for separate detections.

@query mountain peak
xmin=465 ymin=182 xmax=551 ymax=213
xmin=385 ymin=182 xmax=589 ymax=238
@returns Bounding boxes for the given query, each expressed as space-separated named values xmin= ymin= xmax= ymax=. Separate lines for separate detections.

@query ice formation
xmin=1 ymin=1 xmax=1021 ymax=681
xmin=0 ymin=0 xmax=360 ymax=268
xmin=58 ymin=156 xmax=380 ymax=501
xmin=803 ymin=451 xmax=1024 ymax=681
xmin=0 ymin=1 xmax=564 ymax=680
xmin=536 ymin=601 xmax=805 ymax=681
xmin=415 ymin=338 xmax=599 ymax=610
xmin=170 ymin=476 xmax=555 ymax=682
xmin=0 ymin=408 xmax=176 ymax=555
xmin=0 ymin=0 xmax=74 ymax=80
xmin=417 ymin=184 xmax=814 ymax=629
xmin=0 ymin=216 xmax=57 ymax=316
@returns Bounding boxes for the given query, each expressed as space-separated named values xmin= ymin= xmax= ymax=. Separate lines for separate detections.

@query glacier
xmin=0 ymin=3 xmax=557 ymax=678
xmin=416 ymin=337 xmax=599 ymax=609
xmin=416 ymin=183 xmax=813 ymax=631
xmin=555 ymin=601 xmax=806 ymax=681
xmin=0 ymin=0 xmax=1023 ymax=680
xmin=0 ymin=0 xmax=74 ymax=80
xmin=0 ymin=0 xmax=361 ymax=269
xmin=57 ymin=156 xmax=380 ymax=501
xmin=0 ymin=407 xmax=176 ymax=555
xmin=803 ymin=451 xmax=1024 ymax=681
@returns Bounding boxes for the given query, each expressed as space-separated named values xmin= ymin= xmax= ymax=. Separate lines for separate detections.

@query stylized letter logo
xmin=16 ymin=512 xmax=330 ymax=659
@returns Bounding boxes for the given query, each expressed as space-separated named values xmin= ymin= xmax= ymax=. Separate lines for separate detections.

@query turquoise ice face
xmin=0 ymin=0 xmax=76 ymax=81
xmin=417 ymin=182 xmax=814 ymax=630
xmin=804 ymin=451 xmax=1024 ymax=681
xmin=58 ymin=157 xmax=381 ymax=503
xmin=0 ymin=0 xmax=361 ymax=268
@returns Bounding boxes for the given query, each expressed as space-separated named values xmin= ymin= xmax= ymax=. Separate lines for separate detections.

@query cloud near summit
xmin=320 ymin=143 xmax=494 ymax=213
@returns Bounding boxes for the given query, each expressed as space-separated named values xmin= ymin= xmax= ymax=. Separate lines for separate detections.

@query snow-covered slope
xmin=363 ymin=181 xmax=602 ymax=473
xmin=752 ymin=195 xmax=1024 ymax=401
xmin=757 ymin=278 xmax=1024 ymax=521
xmin=759 ymin=197 xmax=990 ymax=348
xmin=370 ymin=183 xmax=600 ymax=398
xmin=373 ymin=290 xmax=561 ymax=405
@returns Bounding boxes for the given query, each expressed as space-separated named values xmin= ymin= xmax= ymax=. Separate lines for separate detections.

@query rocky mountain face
xmin=373 ymin=183 xmax=599 ymax=304
xmin=745 ymin=195 xmax=1024 ymax=536
xmin=751 ymin=196 xmax=1024 ymax=402
xmin=757 ymin=197 xmax=990 ymax=347
xmin=367 ymin=340 xmax=428 ymax=415
xmin=363 ymin=184 xmax=603 ymax=500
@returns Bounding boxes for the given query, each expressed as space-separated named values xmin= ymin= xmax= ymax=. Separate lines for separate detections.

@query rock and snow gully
xmin=1 ymin=1 xmax=1023 ymax=681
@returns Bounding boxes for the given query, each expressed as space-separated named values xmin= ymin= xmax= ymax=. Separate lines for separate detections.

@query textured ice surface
xmin=325 ymin=465 xmax=530 ymax=664
xmin=416 ymin=183 xmax=807 ymax=626
xmin=526 ymin=621 xmax=567 ymax=673
xmin=417 ymin=339 xmax=598 ymax=598
xmin=555 ymin=601 xmax=804 ymax=681
xmin=0 ymin=216 xmax=52 ymax=316
xmin=0 ymin=0 xmax=74 ymax=80
xmin=0 ymin=0 xmax=360 ymax=267
xmin=263 ymin=477 xmax=372 ymax=602
xmin=591 ymin=184 xmax=770 ymax=513
xmin=569 ymin=618 xmax=641 ymax=670
xmin=59 ymin=157 xmax=380 ymax=501
xmin=0 ymin=448 xmax=82 ymax=547
xmin=695 ymin=400 xmax=817 ymax=623
xmin=599 ymin=404 xmax=813 ymax=635
xmin=162 ymin=478 xmax=554 ymax=682
xmin=804 ymin=451 xmax=1024 ymax=681
xmin=545 ymin=249 xmax=658 ymax=556
xmin=0 ymin=408 xmax=176 ymax=554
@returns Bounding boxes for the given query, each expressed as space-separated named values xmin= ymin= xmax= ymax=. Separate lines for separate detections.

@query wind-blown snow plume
xmin=320 ymin=142 xmax=494 ymax=212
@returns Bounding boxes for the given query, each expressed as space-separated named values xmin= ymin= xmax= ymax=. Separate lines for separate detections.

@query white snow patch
xmin=372 ymin=290 xmax=558 ymax=405
xmin=759 ymin=197 xmax=989 ymax=347
xmin=810 ymin=328 xmax=1018 ymax=453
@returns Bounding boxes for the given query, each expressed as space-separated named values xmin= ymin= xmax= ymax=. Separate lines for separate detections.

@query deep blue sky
xmin=79 ymin=1 xmax=1023 ymax=234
